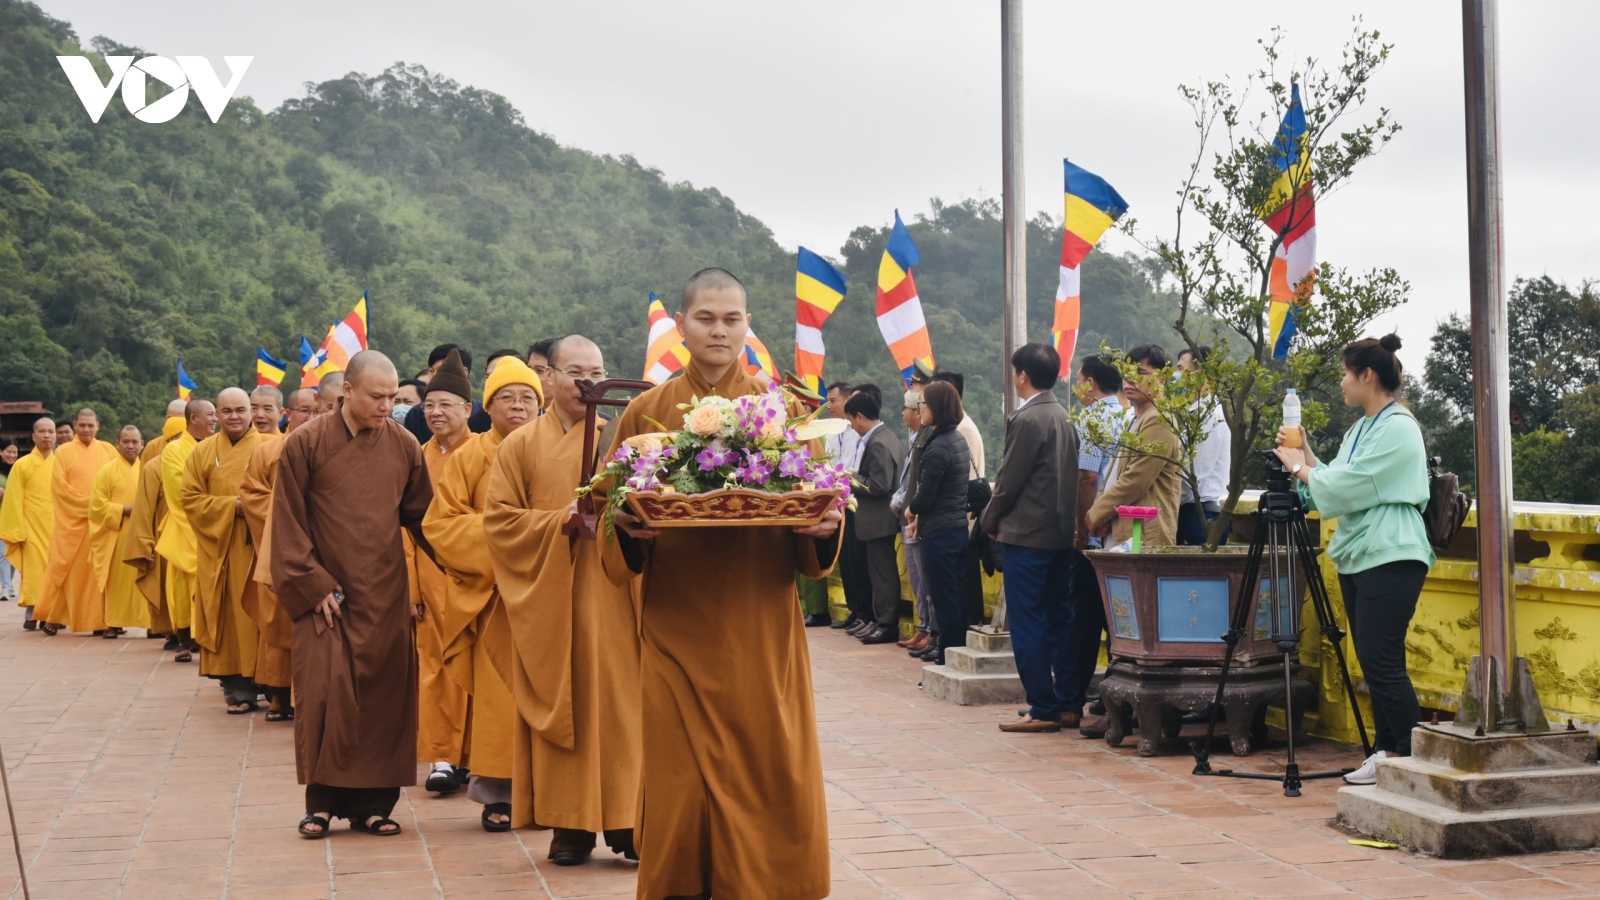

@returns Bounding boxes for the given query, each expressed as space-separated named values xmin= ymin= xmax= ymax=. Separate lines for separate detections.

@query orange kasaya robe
xmin=485 ymin=412 xmax=642 ymax=834
xmin=157 ymin=431 xmax=200 ymax=630
xmin=90 ymin=455 xmax=148 ymax=630
xmin=123 ymin=432 xmax=176 ymax=634
xmin=421 ymin=428 xmax=516 ymax=783
xmin=0 ymin=447 xmax=53 ymax=610
xmin=239 ymin=435 xmax=292 ymax=689
xmin=37 ymin=438 xmax=119 ymax=631
xmin=180 ymin=429 xmax=264 ymax=678
xmin=600 ymin=362 xmax=841 ymax=900
xmin=411 ymin=436 xmax=470 ymax=765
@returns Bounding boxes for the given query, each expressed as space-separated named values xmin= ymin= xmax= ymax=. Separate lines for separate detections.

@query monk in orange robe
xmin=0 ymin=418 xmax=56 ymax=630
xmin=602 ymin=268 xmax=843 ymax=899
xmin=485 ymin=335 xmax=642 ymax=865
xmin=159 ymin=399 xmax=217 ymax=662
xmin=240 ymin=388 xmax=317 ymax=721
xmin=423 ymin=353 xmax=542 ymax=832
xmin=409 ymin=353 xmax=474 ymax=793
xmin=124 ymin=407 xmax=189 ymax=639
xmin=36 ymin=408 xmax=119 ymax=635
xmin=91 ymin=425 xmax=146 ymax=635
xmin=181 ymin=388 xmax=266 ymax=712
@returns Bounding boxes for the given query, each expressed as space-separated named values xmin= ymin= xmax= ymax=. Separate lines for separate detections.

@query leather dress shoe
xmin=859 ymin=626 xmax=897 ymax=645
xmin=803 ymin=613 xmax=831 ymax=627
xmin=915 ymin=644 xmax=942 ymax=662
xmin=1000 ymin=716 xmax=1062 ymax=733
xmin=1078 ymin=715 xmax=1110 ymax=739
xmin=1059 ymin=711 xmax=1082 ymax=729
xmin=847 ymin=619 xmax=876 ymax=636
xmin=902 ymin=632 xmax=930 ymax=652
xmin=830 ymin=615 xmax=860 ymax=630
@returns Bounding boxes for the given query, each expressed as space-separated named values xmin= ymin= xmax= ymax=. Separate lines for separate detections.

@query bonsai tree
xmin=1083 ymin=22 xmax=1412 ymax=551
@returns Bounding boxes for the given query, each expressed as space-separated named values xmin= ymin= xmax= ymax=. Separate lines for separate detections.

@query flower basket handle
xmin=565 ymin=378 xmax=656 ymax=540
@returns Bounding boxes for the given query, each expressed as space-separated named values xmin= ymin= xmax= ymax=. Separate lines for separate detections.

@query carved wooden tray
xmin=625 ymin=488 xmax=840 ymax=528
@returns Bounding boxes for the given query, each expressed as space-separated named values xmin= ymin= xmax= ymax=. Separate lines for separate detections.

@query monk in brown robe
xmin=240 ymin=388 xmax=317 ymax=721
xmin=36 ymin=408 xmax=119 ymax=635
xmin=485 ymin=335 xmax=642 ymax=865
xmin=124 ymin=403 xmax=189 ymax=641
xmin=91 ymin=425 xmax=146 ymax=636
xmin=182 ymin=387 xmax=267 ymax=712
xmin=273 ymin=351 xmax=433 ymax=838
xmin=423 ymin=353 xmax=542 ymax=832
xmin=603 ymin=268 xmax=843 ymax=900
xmin=410 ymin=352 xmax=474 ymax=794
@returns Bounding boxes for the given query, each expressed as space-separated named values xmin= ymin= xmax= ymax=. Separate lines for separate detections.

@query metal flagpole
xmin=0 ymin=735 xmax=31 ymax=899
xmin=1000 ymin=0 xmax=1027 ymax=417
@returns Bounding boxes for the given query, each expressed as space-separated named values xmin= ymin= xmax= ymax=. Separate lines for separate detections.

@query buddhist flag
xmin=875 ymin=211 xmax=934 ymax=386
xmin=1054 ymin=160 xmax=1129 ymax=376
xmin=318 ymin=292 xmax=370 ymax=373
xmin=256 ymin=348 xmax=287 ymax=387
xmin=642 ymin=292 xmax=690 ymax=385
xmin=793 ymin=247 xmax=848 ymax=395
xmin=1260 ymin=84 xmax=1317 ymax=359
xmin=743 ymin=326 xmax=776 ymax=379
xmin=298 ymin=336 xmax=320 ymax=388
xmin=176 ymin=360 xmax=197 ymax=400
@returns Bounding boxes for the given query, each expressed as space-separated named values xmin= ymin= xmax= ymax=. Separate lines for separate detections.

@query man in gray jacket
xmin=846 ymin=392 xmax=906 ymax=645
xmin=981 ymin=343 xmax=1082 ymax=733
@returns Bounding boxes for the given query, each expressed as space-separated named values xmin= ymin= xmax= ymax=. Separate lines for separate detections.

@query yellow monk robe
xmin=239 ymin=436 xmax=292 ymax=689
xmin=0 ymin=447 xmax=53 ymax=609
xmin=90 ymin=456 xmax=148 ymax=629
xmin=485 ymin=413 xmax=642 ymax=833
xmin=181 ymin=429 xmax=264 ymax=679
xmin=411 ymin=437 xmax=470 ymax=764
xmin=156 ymin=431 xmax=199 ymax=630
xmin=124 ymin=426 xmax=181 ymax=634
xmin=37 ymin=438 xmax=119 ymax=631
xmin=422 ymin=429 xmax=515 ymax=783
xmin=600 ymin=363 xmax=841 ymax=900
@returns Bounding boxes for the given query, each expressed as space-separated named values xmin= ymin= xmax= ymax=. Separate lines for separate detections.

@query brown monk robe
xmin=422 ymin=354 xmax=542 ymax=832
xmin=124 ymin=412 xmax=189 ymax=637
xmin=239 ymin=388 xmax=318 ymax=721
xmin=272 ymin=352 xmax=433 ymax=838
xmin=181 ymin=388 xmax=266 ymax=711
xmin=36 ymin=408 xmax=119 ymax=633
xmin=601 ymin=269 xmax=843 ymax=900
xmin=484 ymin=335 xmax=642 ymax=865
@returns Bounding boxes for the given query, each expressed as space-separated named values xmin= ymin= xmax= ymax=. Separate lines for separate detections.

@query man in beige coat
xmin=1088 ymin=344 xmax=1181 ymax=548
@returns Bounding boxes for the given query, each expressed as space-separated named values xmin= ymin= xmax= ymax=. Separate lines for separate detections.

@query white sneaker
xmin=1343 ymin=750 xmax=1388 ymax=785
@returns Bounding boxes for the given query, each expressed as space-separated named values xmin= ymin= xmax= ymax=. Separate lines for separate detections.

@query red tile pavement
xmin=1 ymin=603 xmax=1596 ymax=899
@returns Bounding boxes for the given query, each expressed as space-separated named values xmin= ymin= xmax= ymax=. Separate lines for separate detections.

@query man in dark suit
xmin=981 ymin=343 xmax=1083 ymax=733
xmin=845 ymin=392 xmax=905 ymax=645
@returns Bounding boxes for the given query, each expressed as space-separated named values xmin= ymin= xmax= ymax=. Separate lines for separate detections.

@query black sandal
xmin=298 ymin=813 xmax=331 ymax=839
xmin=481 ymin=802 xmax=511 ymax=833
xmin=39 ymin=622 xmax=59 ymax=636
xmin=226 ymin=701 xmax=258 ymax=715
xmin=354 ymin=812 xmax=402 ymax=836
xmin=264 ymin=708 xmax=293 ymax=722
xmin=174 ymin=649 xmax=192 ymax=663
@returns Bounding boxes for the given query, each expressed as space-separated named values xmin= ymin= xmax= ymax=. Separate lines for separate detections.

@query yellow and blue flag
xmin=176 ymin=360 xmax=197 ymax=400
xmin=1260 ymin=84 xmax=1317 ymax=360
xmin=793 ymin=248 xmax=848 ymax=395
xmin=256 ymin=348 xmax=287 ymax=387
xmin=875 ymin=211 xmax=934 ymax=386
xmin=1054 ymin=160 xmax=1129 ymax=375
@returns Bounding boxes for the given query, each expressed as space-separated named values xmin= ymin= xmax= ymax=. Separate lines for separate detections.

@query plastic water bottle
xmin=1282 ymin=388 xmax=1302 ymax=448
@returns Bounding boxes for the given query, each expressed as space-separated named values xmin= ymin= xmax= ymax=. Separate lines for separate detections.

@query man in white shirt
xmin=824 ymin=383 xmax=863 ymax=472
xmin=1175 ymin=347 xmax=1232 ymax=546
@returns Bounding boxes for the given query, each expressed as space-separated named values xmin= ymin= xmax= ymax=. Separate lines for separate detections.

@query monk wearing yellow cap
xmin=124 ymin=401 xmax=190 ymax=640
xmin=239 ymin=387 xmax=319 ymax=721
xmin=158 ymin=398 xmax=217 ymax=661
xmin=36 ymin=408 xmax=119 ymax=635
xmin=423 ymin=353 xmax=542 ymax=832
xmin=0 ymin=417 xmax=57 ymax=630
xmin=91 ymin=425 xmax=147 ymax=635
xmin=485 ymin=334 xmax=643 ymax=865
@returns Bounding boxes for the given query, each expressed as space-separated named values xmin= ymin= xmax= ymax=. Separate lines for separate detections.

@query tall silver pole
xmin=1461 ymin=0 xmax=1518 ymax=732
xmin=1000 ymin=0 xmax=1026 ymax=417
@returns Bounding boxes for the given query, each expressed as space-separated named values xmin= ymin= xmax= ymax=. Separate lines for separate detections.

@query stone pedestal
xmin=1098 ymin=659 xmax=1315 ymax=757
xmin=1337 ymin=723 xmax=1600 ymax=857
xmin=921 ymin=629 xmax=1027 ymax=705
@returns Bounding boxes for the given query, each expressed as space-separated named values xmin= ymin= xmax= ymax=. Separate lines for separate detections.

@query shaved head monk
xmin=251 ymin=386 xmax=283 ymax=435
xmin=273 ymin=350 xmax=433 ymax=838
xmin=602 ymin=268 xmax=843 ymax=898
xmin=485 ymin=334 xmax=643 ymax=865
xmin=91 ymin=425 xmax=146 ymax=637
xmin=423 ymin=352 xmax=543 ymax=831
xmin=0 ymin=417 xmax=58 ymax=629
xmin=124 ymin=401 xmax=194 ymax=642
xmin=35 ymin=408 xmax=119 ymax=635
xmin=158 ymin=398 xmax=217 ymax=662
xmin=315 ymin=372 xmax=344 ymax=415
xmin=239 ymin=387 xmax=318 ymax=722
xmin=181 ymin=387 xmax=269 ymax=712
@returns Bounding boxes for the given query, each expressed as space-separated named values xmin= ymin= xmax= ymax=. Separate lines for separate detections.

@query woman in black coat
xmin=906 ymin=381 xmax=971 ymax=664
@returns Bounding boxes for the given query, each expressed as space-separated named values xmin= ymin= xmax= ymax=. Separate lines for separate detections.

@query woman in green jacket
xmin=1274 ymin=334 xmax=1433 ymax=786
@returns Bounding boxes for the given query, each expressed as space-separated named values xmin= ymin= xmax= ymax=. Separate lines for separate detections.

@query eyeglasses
xmin=559 ymin=368 xmax=608 ymax=381
xmin=489 ymin=389 xmax=541 ymax=406
xmin=423 ymin=400 xmax=467 ymax=413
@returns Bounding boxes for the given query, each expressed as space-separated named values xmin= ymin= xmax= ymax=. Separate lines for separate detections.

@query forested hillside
xmin=0 ymin=0 xmax=1179 ymax=450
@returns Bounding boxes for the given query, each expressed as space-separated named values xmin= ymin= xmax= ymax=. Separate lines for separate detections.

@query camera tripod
xmin=1191 ymin=453 xmax=1372 ymax=796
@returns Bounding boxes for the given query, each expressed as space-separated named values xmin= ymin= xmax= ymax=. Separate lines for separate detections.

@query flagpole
xmin=1000 ymin=0 xmax=1027 ymax=417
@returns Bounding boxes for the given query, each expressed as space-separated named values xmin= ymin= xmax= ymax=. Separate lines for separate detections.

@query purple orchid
xmin=695 ymin=440 xmax=737 ymax=472
xmin=733 ymin=450 xmax=774 ymax=486
xmin=777 ymin=447 xmax=811 ymax=479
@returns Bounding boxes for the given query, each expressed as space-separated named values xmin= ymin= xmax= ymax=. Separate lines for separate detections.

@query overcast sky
xmin=43 ymin=0 xmax=1600 ymax=369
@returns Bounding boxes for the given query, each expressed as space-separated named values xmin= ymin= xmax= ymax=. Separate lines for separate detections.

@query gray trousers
xmin=904 ymin=532 xmax=930 ymax=633
xmin=863 ymin=535 xmax=900 ymax=628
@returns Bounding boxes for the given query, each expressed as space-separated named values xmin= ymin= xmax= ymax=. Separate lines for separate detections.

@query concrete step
xmin=1376 ymin=755 xmax=1600 ymax=813
xmin=965 ymin=629 xmax=1012 ymax=653
xmin=922 ymin=665 xmax=1026 ymax=706
xmin=1336 ymin=784 xmax=1600 ymax=858
xmin=1412 ymin=724 xmax=1598 ymax=773
xmin=944 ymin=647 xmax=1019 ymax=676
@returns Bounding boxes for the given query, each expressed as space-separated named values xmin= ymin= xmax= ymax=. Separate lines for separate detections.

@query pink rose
xmin=624 ymin=432 xmax=669 ymax=454
xmin=758 ymin=420 xmax=785 ymax=443
xmin=686 ymin=404 xmax=724 ymax=437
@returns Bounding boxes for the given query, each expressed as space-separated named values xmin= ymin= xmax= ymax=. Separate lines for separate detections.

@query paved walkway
xmin=1 ymin=603 xmax=1597 ymax=899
